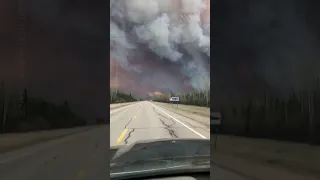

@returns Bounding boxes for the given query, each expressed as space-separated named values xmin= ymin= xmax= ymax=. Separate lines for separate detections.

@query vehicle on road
xmin=169 ymin=97 xmax=180 ymax=105
xmin=169 ymin=97 xmax=179 ymax=102
xmin=110 ymin=138 xmax=210 ymax=180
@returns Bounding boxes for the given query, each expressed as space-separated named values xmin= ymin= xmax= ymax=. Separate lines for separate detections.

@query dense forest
xmin=0 ymin=82 xmax=87 ymax=133
xmin=219 ymin=78 xmax=320 ymax=145
xmin=110 ymin=89 xmax=137 ymax=103
xmin=151 ymin=90 xmax=210 ymax=107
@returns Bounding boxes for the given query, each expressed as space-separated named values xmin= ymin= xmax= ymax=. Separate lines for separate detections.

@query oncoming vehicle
xmin=110 ymin=139 xmax=210 ymax=180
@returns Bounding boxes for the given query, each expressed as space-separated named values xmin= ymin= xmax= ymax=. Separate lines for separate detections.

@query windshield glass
xmin=110 ymin=139 xmax=210 ymax=179
xmin=110 ymin=0 xmax=210 ymax=179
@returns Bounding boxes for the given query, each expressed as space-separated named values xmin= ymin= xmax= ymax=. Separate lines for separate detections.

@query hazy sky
xmin=0 ymin=0 xmax=108 ymax=119
xmin=110 ymin=0 xmax=210 ymax=98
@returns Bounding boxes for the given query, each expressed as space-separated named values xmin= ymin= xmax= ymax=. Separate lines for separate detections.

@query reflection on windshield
xmin=112 ymin=139 xmax=210 ymax=165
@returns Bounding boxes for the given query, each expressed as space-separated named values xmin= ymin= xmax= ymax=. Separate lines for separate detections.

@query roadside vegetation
xmin=110 ymin=88 xmax=137 ymax=103
xmin=151 ymin=90 xmax=210 ymax=107
xmin=152 ymin=75 xmax=210 ymax=107
xmin=0 ymin=81 xmax=89 ymax=133
xmin=220 ymin=78 xmax=320 ymax=145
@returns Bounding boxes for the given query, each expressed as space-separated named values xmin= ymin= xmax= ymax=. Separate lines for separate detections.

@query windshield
xmin=110 ymin=0 xmax=210 ymax=179
xmin=110 ymin=139 xmax=210 ymax=179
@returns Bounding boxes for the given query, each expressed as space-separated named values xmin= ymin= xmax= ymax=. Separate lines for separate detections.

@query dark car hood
xmin=110 ymin=138 xmax=210 ymax=166
xmin=110 ymin=138 xmax=210 ymax=179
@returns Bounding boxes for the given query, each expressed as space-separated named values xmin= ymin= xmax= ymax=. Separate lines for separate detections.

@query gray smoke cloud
xmin=110 ymin=0 xmax=210 ymax=93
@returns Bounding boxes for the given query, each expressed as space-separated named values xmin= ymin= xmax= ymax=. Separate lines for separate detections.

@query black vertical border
xmin=210 ymin=0 xmax=219 ymax=178
xmin=106 ymin=0 xmax=111 ymax=177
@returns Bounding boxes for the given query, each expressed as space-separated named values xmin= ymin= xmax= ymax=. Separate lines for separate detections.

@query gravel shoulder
xmin=152 ymin=102 xmax=209 ymax=115
xmin=212 ymin=134 xmax=320 ymax=180
xmin=110 ymin=102 xmax=137 ymax=110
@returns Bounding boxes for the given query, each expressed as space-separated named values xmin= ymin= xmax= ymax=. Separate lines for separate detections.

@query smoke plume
xmin=110 ymin=0 xmax=210 ymax=96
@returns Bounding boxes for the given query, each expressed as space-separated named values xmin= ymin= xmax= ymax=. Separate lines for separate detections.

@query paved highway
xmin=111 ymin=101 xmax=251 ymax=179
xmin=0 ymin=125 xmax=109 ymax=180
xmin=110 ymin=101 xmax=210 ymax=147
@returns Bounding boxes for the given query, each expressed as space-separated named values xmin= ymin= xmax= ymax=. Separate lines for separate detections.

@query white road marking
xmin=110 ymin=102 xmax=140 ymax=114
xmin=149 ymin=102 xmax=207 ymax=139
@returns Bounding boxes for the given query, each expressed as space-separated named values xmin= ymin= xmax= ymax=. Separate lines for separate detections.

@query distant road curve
xmin=110 ymin=101 xmax=138 ymax=111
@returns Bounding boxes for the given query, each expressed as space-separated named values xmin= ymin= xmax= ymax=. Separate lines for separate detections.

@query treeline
xmin=110 ymin=89 xmax=137 ymax=103
xmin=219 ymin=78 xmax=320 ymax=144
xmin=152 ymin=90 xmax=210 ymax=107
xmin=0 ymin=82 xmax=87 ymax=133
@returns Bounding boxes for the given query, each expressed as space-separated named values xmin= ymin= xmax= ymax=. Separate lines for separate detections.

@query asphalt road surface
xmin=110 ymin=101 xmax=210 ymax=147
xmin=0 ymin=125 xmax=109 ymax=180
xmin=111 ymin=101 xmax=250 ymax=179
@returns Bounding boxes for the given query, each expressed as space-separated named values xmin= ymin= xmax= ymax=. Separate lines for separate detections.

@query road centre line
xmin=149 ymin=102 xmax=207 ymax=139
xmin=116 ymin=129 xmax=128 ymax=144
xmin=115 ymin=107 xmax=140 ymax=145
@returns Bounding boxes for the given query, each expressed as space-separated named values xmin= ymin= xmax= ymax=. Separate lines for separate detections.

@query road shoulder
xmin=151 ymin=102 xmax=210 ymax=127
